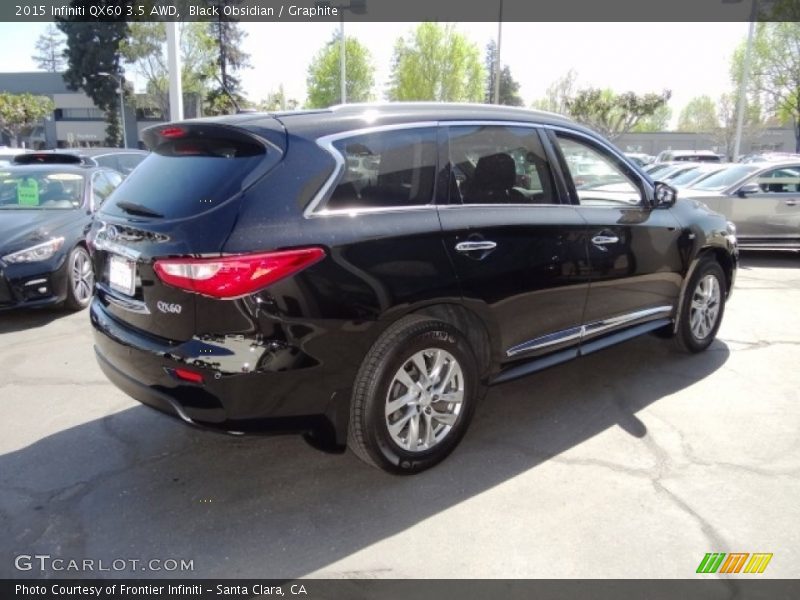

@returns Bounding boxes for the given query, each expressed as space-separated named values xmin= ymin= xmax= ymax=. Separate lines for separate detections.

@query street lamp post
xmin=97 ymin=72 xmax=128 ymax=149
xmin=494 ymin=0 xmax=503 ymax=105
xmin=317 ymin=0 xmax=367 ymax=105
xmin=727 ymin=0 xmax=759 ymax=161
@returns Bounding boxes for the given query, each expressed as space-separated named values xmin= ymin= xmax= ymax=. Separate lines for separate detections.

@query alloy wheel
xmin=689 ymin=273 xmax=720 ymax=340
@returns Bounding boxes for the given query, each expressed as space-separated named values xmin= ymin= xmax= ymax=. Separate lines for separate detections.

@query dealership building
xmin=0 ymin=72 xmax=200 ymax=149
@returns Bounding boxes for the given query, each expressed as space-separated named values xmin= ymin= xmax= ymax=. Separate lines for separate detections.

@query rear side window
xmin=446 ymin=125 xmax=558 ymax=205
xmin=100 ymin=129 xmax=277 ymax=220
xmin=325 ymin=127 xmax=436 ymax=210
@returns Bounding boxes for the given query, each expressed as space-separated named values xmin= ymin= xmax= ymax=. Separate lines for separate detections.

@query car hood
xmin=0 ymin=209 xmax=84 ymax=255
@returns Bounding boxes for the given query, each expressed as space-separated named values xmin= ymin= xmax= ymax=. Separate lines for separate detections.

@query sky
xmin=0 ymin=21 xmax=749 ymax=127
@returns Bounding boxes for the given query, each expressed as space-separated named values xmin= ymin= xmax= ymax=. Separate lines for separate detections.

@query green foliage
xmin=531 ymin=70 xmax=577 ymax=116
xmin=121 ymin=22 xmax=217 ymax=119
xmin=737 ymin=22 xmax=800 ymax=151
xmin=0 ymin=93 xmax=55 ymax=144
xmin=565 ymin=88 xmax=672 ymax=141
xmin=306 ymin=32 xmax=375 ymax=108
xmin=632 ymin=104 xmax=672 ymax=132
xmin=677 ymin=96 xmax=718 ymax=132
xmin=258 ymin=86 xmax=299 ymax=111
xmin=484 ymin=40 xmax=523 ymax=106
xmin=203 ymin=2 xmax=251 ymax=115
xmin=57 ymin=18 xmax=129 ymax=145
xmin=32 ymin=25 xmax=66 ymax=73
xmin=387 ymin=23 xmax=484 ymax=102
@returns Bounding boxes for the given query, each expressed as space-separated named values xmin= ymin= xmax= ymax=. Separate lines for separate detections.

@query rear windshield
xmin=0 ymin=169 xmax=84 ymax=210
xmin=99 ymin=135 xmax=273 ymax=220
xmin=691 ymin=165 xmax=759 ymax=191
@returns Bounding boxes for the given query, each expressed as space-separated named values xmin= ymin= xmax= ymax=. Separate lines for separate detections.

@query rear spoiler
xmin=13 ymin=152 xmax=94 ymax=166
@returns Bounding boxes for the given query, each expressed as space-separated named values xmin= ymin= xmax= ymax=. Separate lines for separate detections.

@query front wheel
xmin=348 ymin=316 xmax=479 ymax=474
xmin=674 ymin=258 xmax=726 ymax=353
xmin=64 ymin=246 xmax=94 ymax=311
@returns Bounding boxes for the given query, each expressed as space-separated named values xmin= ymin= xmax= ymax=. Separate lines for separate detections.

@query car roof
xmin=0 ymin=163 xmax=98 ymax=175
xmin=57 ymin=147 xmax=148 ymax=157
xmin=172 ymin=102 xmax=579 ymax=138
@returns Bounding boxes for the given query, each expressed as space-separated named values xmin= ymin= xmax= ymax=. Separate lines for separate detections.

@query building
xmin=0 ymin=72 xmax=201 ymax=149
xmin=615 ymin=127 xmax=796 ymax=159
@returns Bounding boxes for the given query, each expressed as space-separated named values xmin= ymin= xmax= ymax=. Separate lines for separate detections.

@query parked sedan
xmin=682 ymin=162 xmax=800 ymax=250
xmin=14 ymin=148 xmax=148 ymax=177
xmin=0 ymin=163 xmax=123 ymax=310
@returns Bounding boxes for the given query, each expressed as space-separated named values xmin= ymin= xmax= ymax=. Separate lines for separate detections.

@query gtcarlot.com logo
xmin=696 ymin=552 xmax=773 ymax=574
xmin=14 ymin=554 xmax=194 ymax=573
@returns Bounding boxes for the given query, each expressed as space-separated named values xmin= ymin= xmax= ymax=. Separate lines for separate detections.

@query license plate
xmin=109 ymin=255 xmax=136 ymax=296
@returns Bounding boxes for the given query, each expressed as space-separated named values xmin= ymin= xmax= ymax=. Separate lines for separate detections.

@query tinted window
xmin=446 ymin=125 xmax=557 ymax=205
xmin=755 ymin=167 xmax=800 ymax=193
xmin=326 ymin=128 xmax=436 ymax=210
xmin=692 ymin=165 xmax=759 ymax=191
xmin=0 ymin=169 xmax=84 ymax=210
xmin=100 ymin=135 xmax=271 ymax=220
xmin=92 ymin=171 xmax=122 ymax=209
xmin=555 ymin=134 xmax=642 ymax=206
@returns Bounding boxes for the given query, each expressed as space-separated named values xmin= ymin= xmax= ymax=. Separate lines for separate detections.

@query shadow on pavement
xmin=0 ymin=335 xmax=729 ymax=579
xmin=0 ymin=306 xmax=79 ymax=335
xmin=739 ymin=250 xmax=799 ymax=270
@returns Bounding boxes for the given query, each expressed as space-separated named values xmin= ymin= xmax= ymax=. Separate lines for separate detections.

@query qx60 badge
xmin=157 ymin=301 xmax=182 ymax=314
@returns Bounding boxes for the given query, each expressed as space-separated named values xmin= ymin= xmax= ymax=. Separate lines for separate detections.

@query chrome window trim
xmin=506 ymin=305 xmax=674 ymax=358
xmin=303 ymin=121 xmax=439 ymax=218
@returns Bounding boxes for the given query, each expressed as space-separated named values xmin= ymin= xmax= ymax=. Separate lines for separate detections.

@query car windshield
xmin=0 ymin=169 xmax=84 ymax=209
xmin=690 ymin=165 xmax=760 ymax=191
xmin=668 ymin=167 xmax=715 ymax=186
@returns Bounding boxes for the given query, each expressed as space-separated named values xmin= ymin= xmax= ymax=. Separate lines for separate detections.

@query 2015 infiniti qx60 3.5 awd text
xmin=88 ymin=103 xmax=738 ymax=474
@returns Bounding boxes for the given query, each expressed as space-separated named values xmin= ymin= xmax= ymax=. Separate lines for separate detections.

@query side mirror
xmin=737 ymin=182 xmax=761 ymax=197
xmin=652 ymin=181 xmax=677 ymax=208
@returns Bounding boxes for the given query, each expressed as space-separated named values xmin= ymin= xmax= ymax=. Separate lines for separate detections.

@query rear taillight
xmin=153 ymin=248 xmax=325 ymax=299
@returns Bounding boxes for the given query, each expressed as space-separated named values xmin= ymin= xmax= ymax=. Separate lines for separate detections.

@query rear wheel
xmin=64 ymin=246 xmax=94 ymax=311
xmin=674 ymin=258 xmax=726 ymax=353
xmin=348 ymin=315 xmax=479 ymax=474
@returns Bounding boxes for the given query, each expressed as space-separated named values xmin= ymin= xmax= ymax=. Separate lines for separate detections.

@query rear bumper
xmin=91 ymin=299 xmax=353 ymax=442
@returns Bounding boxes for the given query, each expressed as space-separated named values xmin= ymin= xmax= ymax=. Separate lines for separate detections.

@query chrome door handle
xmin=785 ymin=200 xmax=797 ymax=206
xmin=455 ymin=241 xmax=497 ymax=252
xmin=591 ymin=235 xmax=619 ymax=245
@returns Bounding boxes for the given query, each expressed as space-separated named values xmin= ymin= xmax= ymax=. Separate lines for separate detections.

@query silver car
xmin=681 ymin=162 xmax=800 ymax=250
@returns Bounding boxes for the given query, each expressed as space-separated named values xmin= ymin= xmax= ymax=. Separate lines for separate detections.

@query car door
xmin=545 ymin=128 xmax=685 ymax=343
xmin=438 ymin=123 xmax=590 ymax=363
xmin=718 ymin=165 xmax=800 ymax=243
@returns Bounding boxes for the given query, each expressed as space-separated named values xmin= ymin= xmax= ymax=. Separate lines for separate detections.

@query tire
xmin=64 ymin=246 xmax=94 ymax=311
xmin=348 ymin=315 xmax=479 ymax=474
xmin=674 ymin=258 xmax=726 ymax=353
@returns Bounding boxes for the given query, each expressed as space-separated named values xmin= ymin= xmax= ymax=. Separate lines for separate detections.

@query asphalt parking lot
xmin=1 ymin=252 xmax=799 ymax=579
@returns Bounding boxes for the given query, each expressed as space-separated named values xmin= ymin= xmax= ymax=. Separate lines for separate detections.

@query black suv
xmin=88 ymin=103 xmax=738 ymax=474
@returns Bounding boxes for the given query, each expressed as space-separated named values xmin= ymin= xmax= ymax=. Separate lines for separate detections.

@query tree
xmin=387 ymin=23 xmax=484 ymax=102
xmin=258 ymin=86 xmax=299 ymax=111
xmin=737 ymin=22 xmax=800 ymax=152
xmin=714 ymin=91 xmax=764 ymax=160
xmin=306 ymin=32 xmax=375 ymax=108
xmin=565 ymin=88 xmax=672 ymax=141
xmin=203 ymin=1 xmax=251 ymax=115
xmin=121 ymin=22 xmax=217 ymax=119
xmin=32 ymin=25 xmax=66 ymax=73
xmin=57 ymin=18 xmax=129 ymax=146
xmin=484 ymin=40 xmax=523 ymax=106
xmin=531 ymin=69 xmax=577 ymax=116
xmin=677 ymin=96 xmax=719 ymax=132
xmin=0 ymin=93 xmax=55 ymax=146
xmin=632 ymin=104 xmax=672 ymax=132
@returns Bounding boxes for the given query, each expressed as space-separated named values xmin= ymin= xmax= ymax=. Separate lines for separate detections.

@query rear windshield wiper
xmin=115 ymin=201 xmax=164 ymax=218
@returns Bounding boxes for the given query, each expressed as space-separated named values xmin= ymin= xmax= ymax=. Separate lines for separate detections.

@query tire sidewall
xmin=65 ymin=246 xmax=92 ymax=310
xmin=363 ymin=322 xmax=478 ymax=473
xmin=679 ymin=259 xmax=726 ymax=352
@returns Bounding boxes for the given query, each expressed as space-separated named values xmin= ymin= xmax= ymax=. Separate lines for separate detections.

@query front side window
xmin=326 ymin=128 xmax=437 ymax=210
xmin=754 ymin=167 xmax=800 ymax=194
xmin=555 ymin=134 xmax=642 ymax=207
xmin=446 ymin=125 xmax=558 ymax=205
